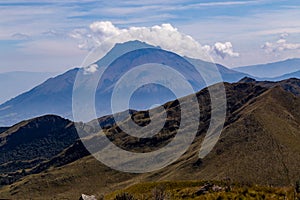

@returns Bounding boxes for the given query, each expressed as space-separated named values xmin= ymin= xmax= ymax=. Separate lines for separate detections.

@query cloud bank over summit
xmin=69 ymin=21 xmax=239 ymax=61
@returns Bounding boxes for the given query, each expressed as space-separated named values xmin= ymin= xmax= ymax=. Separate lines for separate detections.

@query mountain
xmin=185 ymin=57 xmax=251 ymax=83
xmin=0 ymin=69 xmax=79 ymax=126
xmin=0 ymin=115 xmax=79 ymax=179
xmin=0 ymin=40 xmax=250 ymax=126
xmin=0 ymin=71 xmax=57 ymax=104
xmin=0 ymin=127 xmax=9 ymax=134
xmin=266 ymin=70 xmax=300 ymax=81
xmin=193 ymin=84 xmax=300 ymax=185
xmin=0 ymin=79 xmax=300 ymax=199
xmin=239 ymin=77 xmax=300 ymax=96
xmin=234 ymin=58 xmax=300 ymax=78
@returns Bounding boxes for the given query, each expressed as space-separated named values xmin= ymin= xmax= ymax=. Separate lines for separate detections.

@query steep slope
xmin=185 ymin=86 xmax=300 ymax=186
xmin=0 ymin=69 xmax=78 ymax=126
xmin=0 ymin=115 xmax=80 ymax=185
xmin=0 ymin=127 xmax=9 ymax=134
xmin=2 ymin=80 xmax=300 ymax=199
xmin=0 ymin=41 xmax=250 ymax=126
xmin=0 ymin=71 xmax=57 ymax=104
xmin=234 ymin=58 xmax=300 ymax=78
xmin=186 ymin=57 xmax=252 ymax=83
xmin=135 ymin=82 xmax=300 ymax=186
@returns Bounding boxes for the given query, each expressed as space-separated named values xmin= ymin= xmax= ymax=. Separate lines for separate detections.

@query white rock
xmin=80 ymin=194 xmax=97 ymax=200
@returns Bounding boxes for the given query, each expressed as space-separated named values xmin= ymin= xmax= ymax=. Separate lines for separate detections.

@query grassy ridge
xmin=106 ymin=180 xmax=297 ymax=200
xmin=1 ymin=80 xmax=300 ymax=199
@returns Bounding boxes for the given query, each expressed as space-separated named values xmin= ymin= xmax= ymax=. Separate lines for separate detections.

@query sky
xmin=0 ymin=0 xmax=300 ymax=73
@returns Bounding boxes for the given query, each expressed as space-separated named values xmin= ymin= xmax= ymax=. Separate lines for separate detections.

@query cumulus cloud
xmin=70 ymin=21 xmax=208 ymax=60
xmin=89 ymin=21 xmax=120 ymax=38
xmin=69 ymin=21 xmax=239 ymax=63
xmin=212 ymin=42 xmax=239 ymax=59
xmin=84 ymin=64 xmax=98 ymax=74
xmin=262 ymin=37 xmax=300 ymax=53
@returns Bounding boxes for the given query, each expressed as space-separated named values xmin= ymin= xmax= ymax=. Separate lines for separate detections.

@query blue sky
xmin=0 ymin=0 xmax=300 ymax=73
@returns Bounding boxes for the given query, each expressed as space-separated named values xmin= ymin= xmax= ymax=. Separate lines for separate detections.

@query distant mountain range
xmin=0 ymin=41 xmax=251 ymax=126
xmin=0 ymin=78 xmax=299 ymax=199
xmin=234 ymin=58 xmax=300 ymax=78
xmin=0 ymin=71 xmax=57 ymax=104
xmin=0 ymin=40 xmax=299 ymax=126
xmin=265 ymin=70 xmax=300 ymax=81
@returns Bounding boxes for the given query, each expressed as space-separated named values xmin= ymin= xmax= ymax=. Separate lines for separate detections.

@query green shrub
xmin=296 ymin=180 xmax=300 ymax=193
xmin=152 ymin=185 xmax=166 ymax=200
xmin=114 ymin=192 xmax=135 ymax=200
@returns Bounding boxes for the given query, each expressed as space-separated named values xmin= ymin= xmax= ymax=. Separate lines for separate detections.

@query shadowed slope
xmin=0 ymin=79 xmax=300 ymax=199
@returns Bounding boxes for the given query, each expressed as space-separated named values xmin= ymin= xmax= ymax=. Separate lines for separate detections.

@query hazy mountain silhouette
xmin=0 ymin=41 xmax=251 ymax=126
xmin=0 ymin=71 xmax=57 ymax=104
xmin=265 ymin=70 xmax=300 ymax=81
xmin=234 ymin=58 xmax=300 ymax=78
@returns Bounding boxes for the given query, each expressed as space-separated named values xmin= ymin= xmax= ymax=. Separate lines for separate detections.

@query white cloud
xmin=280 ymin=32 xmax=289 ymax=39
xmin=70 ymin=21 xmax=209 ymax=60
xmin=178 ymin=6 xmax=300 ymax=67
xmin=11 ymin=33 xmax=30 ymax=40
xmin=84 ymin=64 xmax=98 ymax=74
xmin=262 ymin=37 xmax=300 ymax=53
xmin=89 ymin=21 xmax=120 ymax=38
xmin=98 ymin=1 xmax=257 ymax=16
xmin=70 ymin=21 xmax=239 ymax=63
xmin=212 ymin=42 xmax=240 ymax=59
xmin=181 ymin=1 xmax=257 ymax=9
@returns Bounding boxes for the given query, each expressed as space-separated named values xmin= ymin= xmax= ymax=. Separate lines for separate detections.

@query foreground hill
xmin=0 ymin=78 xmax=300 ymax=199
xmin=105 ymin=180 xmax=296 ymax=200
xmin=240 ymin=77 xmax=300 ymax=96
xmin=0 ymin=115 xmax=78 ymax=180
